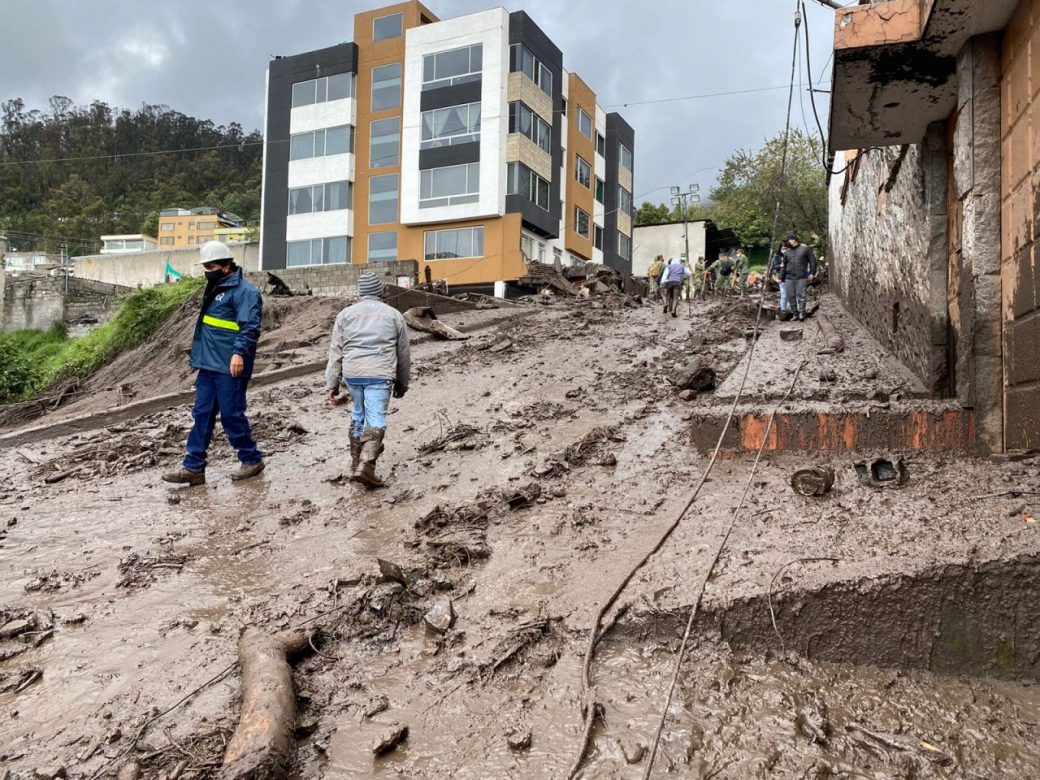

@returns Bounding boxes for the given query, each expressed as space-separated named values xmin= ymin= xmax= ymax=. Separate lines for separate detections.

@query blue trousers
xmin=183 ymin=369 xmax=262 ymax=472
xmin=347 ymin=379 xmax=391 ymax=438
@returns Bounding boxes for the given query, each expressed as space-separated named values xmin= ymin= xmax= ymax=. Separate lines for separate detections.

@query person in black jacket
xmin=163 ymin=241 xmax=264 ymax=485
xmin=780 ymin=234 xmax=817 ymax=321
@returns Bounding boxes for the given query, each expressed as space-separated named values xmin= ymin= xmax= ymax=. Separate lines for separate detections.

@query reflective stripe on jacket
xmin=189 ymin=269 xmax=263 ymax=378
xmin=324 ymin=297 xmax=411 ymax=390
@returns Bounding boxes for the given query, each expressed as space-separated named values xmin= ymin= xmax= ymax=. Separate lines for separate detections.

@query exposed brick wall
xmin=828 ymin=128 xmax=950 ymax=393
xmin=244 ymin=260 xmax=418 ymax=298
xmin=2 ymin=276 xmax=65 ymax=332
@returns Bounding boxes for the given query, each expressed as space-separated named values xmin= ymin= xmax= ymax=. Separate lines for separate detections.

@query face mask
xmin=205 ymin=269 xmax=226 ymax=283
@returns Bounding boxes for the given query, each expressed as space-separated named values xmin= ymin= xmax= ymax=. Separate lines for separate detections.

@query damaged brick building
xmin=827 ymin=0 xmax=1040 ymax=452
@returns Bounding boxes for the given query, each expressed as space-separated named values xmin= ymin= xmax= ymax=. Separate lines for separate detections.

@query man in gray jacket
xmin=780 ymin=234 xmax=817 ymax=321
xmin=325 ymin=272 xmax=410 ymax=487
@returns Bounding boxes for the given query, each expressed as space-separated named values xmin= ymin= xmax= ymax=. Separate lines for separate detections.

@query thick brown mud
xmin=2 ymin=292 xmax=1040 ymax=778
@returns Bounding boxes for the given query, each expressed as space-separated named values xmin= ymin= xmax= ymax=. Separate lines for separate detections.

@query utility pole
xmin=62 ymin=242 xmax=69 ymax=294
xmin=670 ymin=184 xmax=700 ymax=306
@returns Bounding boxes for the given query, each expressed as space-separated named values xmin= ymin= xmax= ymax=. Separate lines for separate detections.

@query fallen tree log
xmin=402 ymin=306 xmax=469 ymax=341
xmin=816 ymin=314 xmax=845 ymax=354
xmin=221 ymin=628 xmax=311 ymax=780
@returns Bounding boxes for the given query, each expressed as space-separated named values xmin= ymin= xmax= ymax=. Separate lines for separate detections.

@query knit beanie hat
xmin=358 ymin=272 xmax=385 ymax=298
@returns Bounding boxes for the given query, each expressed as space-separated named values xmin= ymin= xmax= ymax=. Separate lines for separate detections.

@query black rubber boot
xmin=352 ymin=428 xmax=386 ymax=488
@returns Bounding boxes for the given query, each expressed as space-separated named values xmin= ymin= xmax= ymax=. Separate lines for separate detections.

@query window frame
xmin=618 ymin=184 xmax=633 ymax=214
xmin=289 ymin=125 xmax=354 ymax=161
xmin=419 ymin=162 xmax=481 ymax=209
xmin=370 ymin=116 xmax=401 ymax=168
xmin=510 ymin=43 xmax=552 ymax=97
xmin=618 ymin=232 xmax=632 ymax=260
xmin=423 ymin=226 xmax=485 ymax=261
xmin=288 ymin=180 xmax=352 ymax=216
xmin=372 ymin=12 xmax=403 ymax=41
xmin=368 ymin=173 xmax=399 ymax=225
xmin=575 ymin=156 xmax=592 ymax=188
xmin=368 ymin=231 xmax=398 ymax=263
xmin=619 ymin=142 xmax=633 ymax=172
xmin=286 ymin=235 xmax=351 ymax=267
xmin=420 ymin=101 xmax=481 ymax=149
xmin=594 ymin=177 xmax=605 ymax=204
xmin=371 ymin=62 xmax=403 ymax=111
xmin=596 ymin=132 xmax=606 ymax=156
xmin=508 ymin=101 xmax=550 ymax=154
xmin=292 ymin=74 xmax=354 ymax=108
xmin=506 ymin=162 xmax=550 ymax=211
xmin=422 ymin=44 xmax=483 ymax=91
xmin=577 ymin=108 xmax=593 ymax=139
xmin=574 ymin=206 xmax=591 ymax=239
xmin=593 ymin=224 xmax=604 ymax=251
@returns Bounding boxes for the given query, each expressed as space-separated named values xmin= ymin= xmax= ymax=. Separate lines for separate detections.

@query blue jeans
xmin=779 ymin=279 xmax=789 ymax=311
xmin=347 ymin=379 xmax=391 ymax=438
xmin=183 ymin=369 xmax=262 ymax=472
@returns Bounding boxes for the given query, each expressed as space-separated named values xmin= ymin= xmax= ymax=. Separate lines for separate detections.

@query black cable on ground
xmin=564 ymin=4 xmax=807 ymax=777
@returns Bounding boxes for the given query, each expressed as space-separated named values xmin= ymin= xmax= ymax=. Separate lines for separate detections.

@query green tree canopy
xmin=0 ymin=97 xmax=263 ymax=254
xmin=635 ymin=200 xmax=715 ymax=227
xmin=709 ymin=129 xmax=827 ymax=251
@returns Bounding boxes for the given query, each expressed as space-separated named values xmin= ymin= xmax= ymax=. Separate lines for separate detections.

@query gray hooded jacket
xmin=324 ymin=297 xmax=410 ymax=389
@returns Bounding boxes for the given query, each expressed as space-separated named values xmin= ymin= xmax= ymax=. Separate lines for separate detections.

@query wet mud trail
xmin=2 ymin=295 xmax=1040 ymax=778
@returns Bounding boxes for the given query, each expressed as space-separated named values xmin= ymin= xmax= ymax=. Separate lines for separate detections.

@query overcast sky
xmin=1 ymin=0 xmax=835 ymax=205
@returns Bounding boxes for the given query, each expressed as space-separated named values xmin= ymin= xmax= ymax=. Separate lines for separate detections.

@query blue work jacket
xmin=189 ymin=269 xmax=263 ymax=379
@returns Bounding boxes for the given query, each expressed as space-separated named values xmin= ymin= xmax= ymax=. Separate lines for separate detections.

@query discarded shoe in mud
xmin=791 ymin=465 xmax=835 ymax=496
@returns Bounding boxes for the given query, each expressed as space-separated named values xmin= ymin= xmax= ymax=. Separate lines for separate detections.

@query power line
xmin=604 ymin=81 xmax=828 ymax=109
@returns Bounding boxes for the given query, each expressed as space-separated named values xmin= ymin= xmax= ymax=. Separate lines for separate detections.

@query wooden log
xmin=221 ymin=628 xmax=310 ymax=780
xmin=816 ymin=314 xmax=845 ymax=354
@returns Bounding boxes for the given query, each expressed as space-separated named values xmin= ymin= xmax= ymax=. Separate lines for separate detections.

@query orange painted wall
xmin=565 ymin=73 xmax=596 ymax=261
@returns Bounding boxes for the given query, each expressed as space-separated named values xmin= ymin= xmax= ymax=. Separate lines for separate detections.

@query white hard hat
xmin=198 ymin=240 xmax=233 ymax=264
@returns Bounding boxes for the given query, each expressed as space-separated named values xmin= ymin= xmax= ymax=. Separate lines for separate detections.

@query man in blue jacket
xmin=163 ymin=241 xmax=264 ymax=485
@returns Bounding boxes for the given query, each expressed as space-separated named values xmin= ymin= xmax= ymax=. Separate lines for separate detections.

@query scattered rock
xmin=667 ymin=358 xmax=716 ymax=392
xmin=779 ymin=328 xmax=803 ymax=342
xmin=818 ymin=370 xmax=837 ymax=383
xmin=489 ymin=339 xmax=513 ymax=354
xmin=0 ymin=619 xmax=32 ymax=640
xmin=376 ymin=558 xmax=410 ymax=588
xmin=116 ymin=763 xmax=142 ymax=780
xmin=678 ymin=389 xmax=696 ymax=401
xmin=507 ymin=728 xmax=532 ymax=751
xmin=372 ymin=723 xmax=408 ymax=755
xmin=424 ymin=598 xmax=456 ymax=633
xmin=363 ymin=696 xmax=389 ymax=719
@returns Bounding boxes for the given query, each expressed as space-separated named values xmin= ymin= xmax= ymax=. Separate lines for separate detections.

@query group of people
xmin=162 ymin=241 xmax=409 ymax=489
xmin=647 ymin=237 xmax=818 ymax=320
xmin=647 ymin=248 xmax=752 ymax=316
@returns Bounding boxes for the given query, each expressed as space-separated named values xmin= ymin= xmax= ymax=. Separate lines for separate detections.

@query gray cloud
xmin=0 ymin=0 xmax=834 ymax=203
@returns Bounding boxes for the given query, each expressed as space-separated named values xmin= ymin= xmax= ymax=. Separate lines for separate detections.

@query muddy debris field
xmin=2 ymin=293 xmax=1040 ymax=779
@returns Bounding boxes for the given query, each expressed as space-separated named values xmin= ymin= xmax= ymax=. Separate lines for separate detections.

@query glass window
xmin=508 ymin=102 xmax=550 ymax=153
xmin=368 ymin=231 xmax=398 ymax=262
xmin=596 ymin=132 xmax=606 ymax=156
xmin=287 ymin=236 xmax=349 ymax=267
xmin=290 ymin=132 xmax=313 ymax=161
xmin=421 ymin=102 xmax=481 ymax=149
xmin=188 ymin=222 xmax=195 ymax=230
xmin=594 ymin=225 xmax=603 ymax=251
xmin=372 ymin=63 xmax=402 ymax=111
xmin=424 ymin=226 xmax=485 ymax=261
xmin=292 ymin=80 xmax=316 ymax=108
xmin=369 ymin=173 xmax=399 ymax=224
xmin=578 ymin=108 xmax=593 ymax=139
xmin=161 ymin=223 xmax=175 ymax=231
xmin=327 ymin=180 xmax=351 ymax=211
xmin=325 ymin=125 xmax=353 ymax=155
xmin=595 ymin=177 xmax=605 ymax=204
xmin=288 ymin=181 xmax=351 ymax=214
xmin=506 ymin=162 xmax=549 ymax=211
xmin=574 ymin=207 xmax=590 ymax=238
xmin=618 ymin=232 xmax=631 ymax=260
xmin=373 ymin=12 xmax=403 ymax=41
xmin=370 ymin=117 xmax=400 ymax=168
xmin=423 ymin=44 xmax=483 ymax=90
xmin=420 ymin=162 xmax=480 ymax=208
xmin=510 ymin=44 xmax=551 ymax=97
xmin=325 ymin=236 xmax=350 ymax=264
xmin=327 ymin=73 xmax=354 ymax=101
xmin=618 ymin=185 xmax=632 ymax=214
xmin=575 ymin=156 xmax=591 ymax=188
xmin=287 ymin=240 xmax=313 ymax=266
xmin=620 ymin=142 xmax=633 ymax=171
xmin=160 ymin=236 xmax=175 ymax=245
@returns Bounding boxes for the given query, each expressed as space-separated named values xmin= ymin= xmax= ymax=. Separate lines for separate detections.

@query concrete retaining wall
xmin=2 ymin=275 xmax=133 ymax=334
xmin=73 ymin=243 xmax=260 ymax=288
xmin=245 ymin=260 xmax=419 ymax=298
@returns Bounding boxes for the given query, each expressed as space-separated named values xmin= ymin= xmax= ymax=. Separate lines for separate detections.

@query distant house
xmin=100 ymin=235 xmax=159 ymax=254
xmin=632 ymin=220 xmax=740 ymax=277
xmin=158 ymin=207 xmax=245 ymax=249
xmin=2 ymin=251 xmax=62 ymax=273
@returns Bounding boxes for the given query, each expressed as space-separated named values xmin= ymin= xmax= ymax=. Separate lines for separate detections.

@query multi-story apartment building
xmin=158 ymin=207 xmax=245 ymax=249
xmin=259 ymin=1 xmax=635 ymax=288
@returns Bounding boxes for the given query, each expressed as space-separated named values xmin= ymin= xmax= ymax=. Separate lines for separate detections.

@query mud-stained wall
xmin=244 ymin=259 xmax=417 ymax=298
xmin=1001 ymin=2 xmax=1040 ymax=450
xmin=828 ymin=129 xmax=949 ymax=392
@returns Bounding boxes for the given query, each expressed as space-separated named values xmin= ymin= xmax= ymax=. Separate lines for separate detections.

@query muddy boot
xmin=231 ymin=461 xmax=265 ymax=481
xmin=352 ymin=428 xmax=386 ymax=488
xmin=162 ymin=468 xmax=205 ymax=486
xmin=349 ymin=433 xmax=363 ymax=473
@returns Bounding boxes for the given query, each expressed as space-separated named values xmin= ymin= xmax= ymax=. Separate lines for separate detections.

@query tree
xmin=709 ymin=129 xmax=827 ymax=251
xmin=635 ymin=202 xmax=673 ymax=226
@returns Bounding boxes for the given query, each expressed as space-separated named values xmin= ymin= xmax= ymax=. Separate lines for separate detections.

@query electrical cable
xmin=564 ymin=5 xmax=808 ymax=777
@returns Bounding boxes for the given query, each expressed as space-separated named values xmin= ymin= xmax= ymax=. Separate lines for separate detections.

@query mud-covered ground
xmin=2 ymin=294 xmax=1040 ymax=778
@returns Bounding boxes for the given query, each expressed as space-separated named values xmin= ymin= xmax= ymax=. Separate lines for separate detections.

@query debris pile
xmin=533 ymin=427 xmax=625 ymax=477
xmin=116 ymin=552 xmax=190 ymax=590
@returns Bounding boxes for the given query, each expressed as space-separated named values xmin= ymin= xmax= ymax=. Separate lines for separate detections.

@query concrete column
xmin=953 ymin=34 xmax=1003 ymax=453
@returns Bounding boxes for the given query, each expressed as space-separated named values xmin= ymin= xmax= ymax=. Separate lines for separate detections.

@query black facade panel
xmin=418 ymin=142 xmax=480 ymax=170
xmin=419 ymin=81 xmax=483 ymax=112
xmin=508 ymin=11 xmax=563 ymax=240
xmin=261 ymin=43 xmax=358 ymax=270
xmin=604 ymin=112 xmax=635 ymax=273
